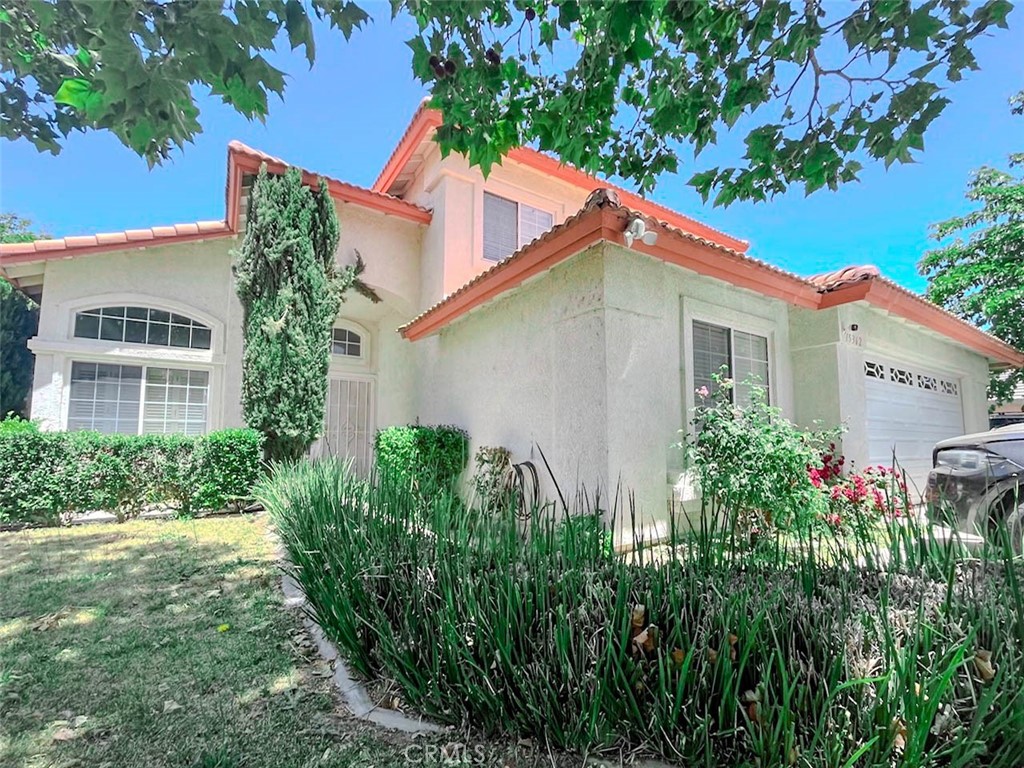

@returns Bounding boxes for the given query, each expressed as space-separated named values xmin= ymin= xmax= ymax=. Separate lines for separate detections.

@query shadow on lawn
xmin=0 ymin=517 xmax=343 ymax=768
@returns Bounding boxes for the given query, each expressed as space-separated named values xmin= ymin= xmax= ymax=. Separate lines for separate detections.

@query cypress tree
xmin=233 ymin=164 xmax=363 ymax=462
xmin=0 ymin=279 xmax=38 ymax=418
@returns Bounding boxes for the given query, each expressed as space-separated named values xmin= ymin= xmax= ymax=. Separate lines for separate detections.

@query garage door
xmin=864 ymin=357 xmax=964 ymax=499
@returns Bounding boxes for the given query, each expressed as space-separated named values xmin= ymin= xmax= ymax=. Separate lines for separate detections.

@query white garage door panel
xmin=864 ymin=358 xmax=964 ymax=498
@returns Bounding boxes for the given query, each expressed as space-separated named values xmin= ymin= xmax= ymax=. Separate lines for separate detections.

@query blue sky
xmin=1 ymin=5 xmax=1021 ymax=293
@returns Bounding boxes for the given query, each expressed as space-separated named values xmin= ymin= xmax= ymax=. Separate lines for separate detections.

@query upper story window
xmin=483 ymin=192 xmax=554 ymax=262
xmin=692 ymin=319 xmax=770 ymax=407
xmin=331 ymin=327 xmax=363 ymax=358
xmin=74 ymin=306 xmax=212 ymax=350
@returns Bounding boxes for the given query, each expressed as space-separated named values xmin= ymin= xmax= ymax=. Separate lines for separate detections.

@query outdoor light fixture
xmin=623 ymin=216 xmax=658 ymax=248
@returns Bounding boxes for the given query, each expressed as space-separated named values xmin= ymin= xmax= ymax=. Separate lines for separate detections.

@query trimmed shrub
xmin=0 ymin=428 xmax=264 ymax=525
xmin=0 ymin=414 xmax=38 ymax=435
xmin=264 ymin=461 xmax=1024 ymax=767
xmin=374 ymin=424 xmax=468 ymax=494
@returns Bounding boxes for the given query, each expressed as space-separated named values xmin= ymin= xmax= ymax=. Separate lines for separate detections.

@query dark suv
xmin=926 ymin=425 xmax=1024 ymax=552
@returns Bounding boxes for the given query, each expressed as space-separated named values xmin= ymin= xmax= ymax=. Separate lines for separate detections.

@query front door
xmin=312 ymin=375 xmax=375 ymax=474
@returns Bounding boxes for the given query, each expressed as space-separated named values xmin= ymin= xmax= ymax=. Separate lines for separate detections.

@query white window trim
xmin=480 ymin=185 xmax=559 ymax=264
xmin=329 ymin=319 xmax=372 ymax=369
xmin=62 ymin=357 xmax=215 ymax=435
xmin=680 ymin=300 xmax=779 ymax=441
xmin=61 ymin=293 xmax=225 ymax=354
xmin=46 ymin=294 xmax=227 ymax=432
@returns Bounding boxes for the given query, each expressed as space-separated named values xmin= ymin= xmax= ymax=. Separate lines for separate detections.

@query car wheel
xmin=983 ymin=495 xmax=1024 ymax=557
xmin=1001 ymin=501 xmax=1024 ymax=556
xmin=999 ymin=499 xmax=1024 ymax=561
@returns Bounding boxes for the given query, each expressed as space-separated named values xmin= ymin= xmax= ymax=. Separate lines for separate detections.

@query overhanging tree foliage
xmin=0 ymin=214 xmax=45 ymax=419
xmin=919 ymin=150 xmax=1024 ymax=404
xmin=1 ymin=0 xmax=1013 ymax=200
xmin=233 ymin=164 xmax=375 ymax=462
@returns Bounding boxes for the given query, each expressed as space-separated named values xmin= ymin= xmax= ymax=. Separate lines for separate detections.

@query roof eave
xmin=819 ymin=279 xmax=1024 ymax=367
xmin=401 ymin=199 xmax=819 ymax=341
xmin=229 ymin=145 xmax=432 ymax=225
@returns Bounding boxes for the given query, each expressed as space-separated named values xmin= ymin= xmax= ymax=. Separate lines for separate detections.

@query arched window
xmin=331 ymin=327 xmax=363 ymax=358
xmin=74 ymin=306 xmax=212 ymax=350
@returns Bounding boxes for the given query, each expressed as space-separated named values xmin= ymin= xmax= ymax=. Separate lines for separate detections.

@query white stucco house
xmin=3 ymin=103 xmax=1022 ymax=540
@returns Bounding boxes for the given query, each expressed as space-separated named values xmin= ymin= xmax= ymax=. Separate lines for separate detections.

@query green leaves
xmin=232 ymin=165 xmax=348 ymax=462
xmin=0 ymin=0 xmax=1011 ymax=199
xmin=405 ymin=0 xmax=1013 ymax=201
xmin=53 ymin=77 xmax=101 ymax=115
xmin=1 ymin=0 xmax=371 ymax=165
xmin=920 ymin=146 xmax=1024 ymax=403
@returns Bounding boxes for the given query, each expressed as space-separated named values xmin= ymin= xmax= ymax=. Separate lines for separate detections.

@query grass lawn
xmin=0 ymin=516 xmax=582 ymax=768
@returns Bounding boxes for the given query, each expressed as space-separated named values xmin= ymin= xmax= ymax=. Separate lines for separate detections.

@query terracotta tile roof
xmin=400 ymin=188 xmax=820 ymax=340
xmin=399 ymin=191 xmax=1024 ymax=367
xmin=228 ymin=141 xmax=432 ymax=222
xmin=808 ymin=264 xmax=881 ymax=291
xmin=812 ymin=264 xmax=1024 ymax=367
xmin=373 ymin=102 xmax=749 ymax=252
xmin=0 ymin=141 xmax=432 ymax=270
xmin=0 ymin=220 xmax=233 ymax=265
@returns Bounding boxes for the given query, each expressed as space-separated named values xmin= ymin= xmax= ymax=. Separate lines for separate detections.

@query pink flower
xmin=696 ymin=386 xmax=710 ymax=398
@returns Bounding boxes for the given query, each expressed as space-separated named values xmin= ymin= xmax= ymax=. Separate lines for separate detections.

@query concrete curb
xmin=276 ymin=552 xmax=445 ymax=734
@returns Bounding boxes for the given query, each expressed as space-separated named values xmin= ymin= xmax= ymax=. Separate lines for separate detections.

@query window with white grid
xmin=74 ymin=306 xmax=212 ymax=349
xmin=483 ymin=192 xmax=553 ymax=262
xmin=691 ymin=320 xmax=770 ymax=407
xmin=67 ymin=362 xmax=208 ymax=435
xmin=68 ymin=362 xmax=142 ymax=434
xmin=142 ymin=368 xmax=210 ymax=435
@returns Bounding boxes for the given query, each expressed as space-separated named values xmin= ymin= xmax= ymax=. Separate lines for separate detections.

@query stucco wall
xmin=600 ymin=243 xmax=796 ymax=531
xmin=28 ymin=239 xmax=244 ymax=431
xmin=414 ymin=245 xmax=610 ymax=515
xmin=413 ymin=242 xmax=798 ymax=543
xmin=27 ymin=201 xmax=424 ymax=437
xmin=405 ymin=143 xmax=593 ymax=309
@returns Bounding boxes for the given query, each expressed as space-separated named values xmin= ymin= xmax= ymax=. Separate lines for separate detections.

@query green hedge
xmin=373 ymin=424 xmax=468 ymax=493
xmin=0 ymin=427 xmax=264 ymax=526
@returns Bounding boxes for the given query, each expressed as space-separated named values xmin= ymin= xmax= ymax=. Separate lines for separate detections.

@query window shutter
xmin=519 ymin=204 xmax=553 ymax=248
xmin=692 ymin=320 xmax=732 ymax=398
xmin=483 ymin=193 xmax=519 ymax=262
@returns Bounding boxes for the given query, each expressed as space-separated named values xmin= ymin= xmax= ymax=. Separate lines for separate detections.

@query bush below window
xmin=0 ymin=426 xmax=264 ymax=526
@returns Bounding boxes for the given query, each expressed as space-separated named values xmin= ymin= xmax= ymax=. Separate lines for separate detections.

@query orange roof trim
xmin=373 ymin=104 xmax=749 ymax=252
xmin=228 ymin=141 xmax=432 ymax=227
xmin=812 ymin=269 xmax=1024 ymax=367
xmin=401 ymin=188 xmax=818 ymax=341
xmin=1 ymin=141 xmax=431 ymax=269
xmin=401 ymin=189 xmax=1024 ymax=367
xmin=0 ymin=221 xmax=233 ymax=266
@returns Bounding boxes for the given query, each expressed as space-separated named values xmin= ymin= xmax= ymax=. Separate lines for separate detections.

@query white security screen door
xmin=312 ymin=375 xmax=375 ymax=474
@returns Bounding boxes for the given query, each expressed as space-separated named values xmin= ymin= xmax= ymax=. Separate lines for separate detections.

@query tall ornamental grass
xmin=263 ymin=459 xmax=1024 ymax=767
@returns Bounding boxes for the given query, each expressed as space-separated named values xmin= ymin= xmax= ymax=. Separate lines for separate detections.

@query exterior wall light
xmin=623 ymin=217 xmax=658 ymax=248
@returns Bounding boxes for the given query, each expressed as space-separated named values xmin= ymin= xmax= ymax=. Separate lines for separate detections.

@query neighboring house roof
xmin=373 ymin=101 xmax=750 ymax=253
xmin=400 ymin=188 xmax=1024 ymax=368
xmin=0 ymin=141 xmax=431 ymax=271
